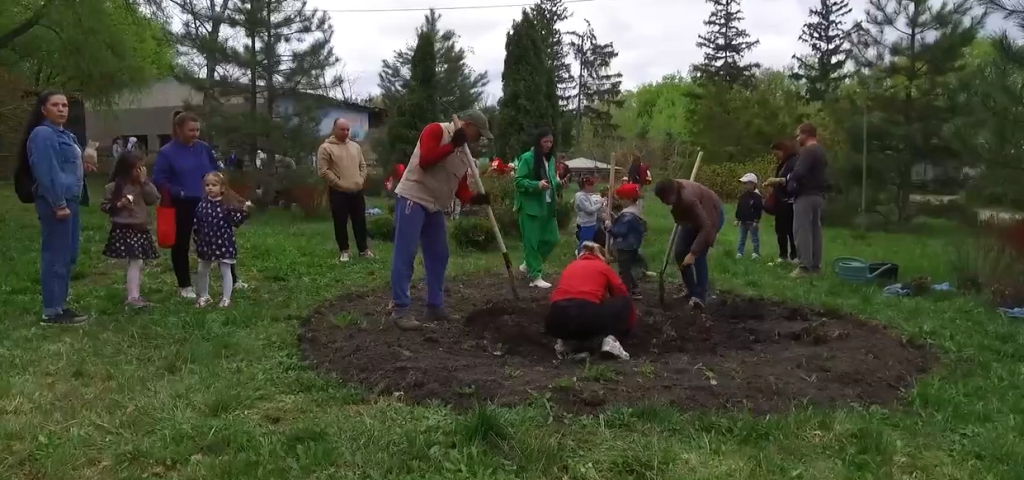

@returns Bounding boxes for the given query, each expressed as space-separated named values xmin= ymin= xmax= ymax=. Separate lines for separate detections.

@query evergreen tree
xmin=693 ymin=0 xmax=761 ymax=87
xmin=169 ymin=0 xmax=235 ymax=108
xmin=378 ymin=9 xmax=488 ymax=114
xmin=381 ymin=30 xmax=438 ymax=169
xmin=569 ymin=20 xmax=624 ymax=141
xmin=496 ymin=10 xmax=559 ymax=161
xmin=850 ymin=0 xmax=983 ymax=221
xmin=530 ymin=0 xmax=577 ymax=148
xmin=793 ymin=0 xmax=853 ymax=102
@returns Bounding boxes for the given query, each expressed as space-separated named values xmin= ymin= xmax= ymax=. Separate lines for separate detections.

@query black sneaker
xmin=41 ymin=310 xmax=88 ymax=326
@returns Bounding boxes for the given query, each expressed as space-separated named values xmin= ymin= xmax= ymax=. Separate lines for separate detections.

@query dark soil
xmin=299 ymin=274 xmax=936 ymax=414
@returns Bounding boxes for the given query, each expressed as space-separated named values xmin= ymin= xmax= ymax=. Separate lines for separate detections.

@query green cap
xmin=459 ymin=109 xmax=493 ymax=139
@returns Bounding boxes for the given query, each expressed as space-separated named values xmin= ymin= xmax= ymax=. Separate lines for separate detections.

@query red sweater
xmin=550 ymin=254 xmax=637 ymax=326
xmin=418 ymin=123 xmax=474 ymax=205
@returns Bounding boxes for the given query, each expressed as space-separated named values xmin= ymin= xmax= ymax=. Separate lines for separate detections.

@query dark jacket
xmin=788 ymin=144 xmax=829 ymax=197
xmin=609 ymin=204 xmax=646 ymax=251
xmin=774 ymin=154 xmax=798 ymax=204
xmin=736 ymin=191 xmax=764 ymax=223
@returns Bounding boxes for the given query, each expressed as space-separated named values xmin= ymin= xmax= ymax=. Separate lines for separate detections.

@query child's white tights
xmin=126 ymin=259 xmax=144 ymax=299
xmin=197 ymin=260 xmax=234 ymax=301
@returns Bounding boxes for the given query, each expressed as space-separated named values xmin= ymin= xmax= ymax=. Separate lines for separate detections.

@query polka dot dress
xmin=102 ymin=224 xmax=159 ymax=260
xmin=193 ymin=198 xmax=248 ymax=263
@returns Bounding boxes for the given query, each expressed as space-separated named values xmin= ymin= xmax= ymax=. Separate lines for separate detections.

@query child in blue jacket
xmin=606 ymin=183 xmax=648 ymax=299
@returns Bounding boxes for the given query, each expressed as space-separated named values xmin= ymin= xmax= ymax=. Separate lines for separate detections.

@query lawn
xmin=1 ymin=184 xmax=1022 ymax=479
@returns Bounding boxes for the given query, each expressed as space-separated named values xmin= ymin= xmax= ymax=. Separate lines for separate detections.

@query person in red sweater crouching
xmin=546 ymin=241 xmax=636 ymax=360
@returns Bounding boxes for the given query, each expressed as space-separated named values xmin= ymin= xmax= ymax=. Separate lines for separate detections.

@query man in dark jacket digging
xmin=653 ymin=178 xmax=724 ymax=311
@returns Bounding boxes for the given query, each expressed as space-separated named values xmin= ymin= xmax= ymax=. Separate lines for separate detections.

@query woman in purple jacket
xmin=152 ymin=112 xmax=244 ymax=298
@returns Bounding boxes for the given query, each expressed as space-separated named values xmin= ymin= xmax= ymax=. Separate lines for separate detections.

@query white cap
xmin=739 ymin=173 xmax=758 ymax=183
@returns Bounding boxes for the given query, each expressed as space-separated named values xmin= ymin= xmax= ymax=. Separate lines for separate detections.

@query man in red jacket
xmin=546 ymin=241 xmax=636 ymax=360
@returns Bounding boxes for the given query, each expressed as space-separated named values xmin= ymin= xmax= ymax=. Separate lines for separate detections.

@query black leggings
xmin=545 ymin=297 xmax=633 ymax=342
xmin=774 ymin=201 xmax=797 ymax=260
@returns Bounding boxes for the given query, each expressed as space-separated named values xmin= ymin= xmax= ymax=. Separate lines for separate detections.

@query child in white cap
xmin=734 ymin=173 xmax=763 ymax=259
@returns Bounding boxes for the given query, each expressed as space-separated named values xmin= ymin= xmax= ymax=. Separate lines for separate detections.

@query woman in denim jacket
xmin=17 ymin=91 xmax=92 ymax=325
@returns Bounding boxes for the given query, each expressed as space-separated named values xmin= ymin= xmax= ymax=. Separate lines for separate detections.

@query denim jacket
xmin=28 ymin=122 xmax=84 ymax=209
xmin=609 ymin=204 xmax=646 ymax=251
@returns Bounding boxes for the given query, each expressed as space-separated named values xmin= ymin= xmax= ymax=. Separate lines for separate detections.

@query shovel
xmin=657 ymin=151 xmax=703 ymax=307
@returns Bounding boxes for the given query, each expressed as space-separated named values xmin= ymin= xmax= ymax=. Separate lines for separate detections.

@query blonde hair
xmin=204 ymin=171 xmax=247 ymax=208
xmin=578 ymin=241 xmax=607 ymax=261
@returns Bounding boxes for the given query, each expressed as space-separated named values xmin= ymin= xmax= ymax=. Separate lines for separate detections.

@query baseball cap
xmin=458 ymin=110 xmax=493 ymax=139
xmin=739 ymin=173 xmax=758 ymax=183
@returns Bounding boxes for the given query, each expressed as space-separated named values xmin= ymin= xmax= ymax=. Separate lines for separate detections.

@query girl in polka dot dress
xmin=100 ymin=152 xmax=161 ymax=308
xmin=193 ymin=171 xmax=251 ymax=307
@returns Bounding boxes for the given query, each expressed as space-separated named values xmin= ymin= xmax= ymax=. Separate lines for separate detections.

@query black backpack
xmin=14 ymin=154 xmax=35 ymax=204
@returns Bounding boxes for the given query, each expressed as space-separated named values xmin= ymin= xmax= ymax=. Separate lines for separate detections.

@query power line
xmin=317 ymin=0 xmax=597 ymax=14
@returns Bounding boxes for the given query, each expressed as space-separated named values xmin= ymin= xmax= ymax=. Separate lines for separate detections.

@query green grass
xmin=2 ymin=184 xmax=1023 ymax=479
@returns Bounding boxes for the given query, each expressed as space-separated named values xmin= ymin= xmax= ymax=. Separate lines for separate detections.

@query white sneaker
xmin=600 ymin=336 xmax=630 ymax=360
xmin=554 ymin=339 xmax=569 ymax=358
xmin=519 ymin=263 xmax=528 ymax=274
xmin=736 ymin=253 xmax=743 ymax=259
xmin=196 ymin=296 xmax=213 ymax=307
xmin=339 ymin=252 xmax=351 ymax=262
xmin=234 ymin=281 xmax=249 ymax=290
xmin=529 ymin=278 xmax=552 ymax=289
xmin=752 ymin=253 xmax=760 ymax=260
xmin=218 ymin=298 xmax=231 ymax=308
xmin=179 ymin=287 xmax=197 ymax=299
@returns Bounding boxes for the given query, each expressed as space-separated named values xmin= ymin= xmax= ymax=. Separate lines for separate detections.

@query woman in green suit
xmin=514 ymin=128 xmax=565 ymax=289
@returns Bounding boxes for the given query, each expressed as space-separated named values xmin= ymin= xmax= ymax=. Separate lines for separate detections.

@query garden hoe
xmin=657 ymin=151 xmax=703 ymax=309
xmin=451 ymin=114 xmax=519 ymax=299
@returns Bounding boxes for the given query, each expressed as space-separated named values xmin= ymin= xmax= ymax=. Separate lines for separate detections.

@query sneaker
xmin=196 ymin=296 xmax=213 ymax=307
xmin=359 ymin=250 xmax=375 ymax=259
xmin=688 ymin=297 xmax=706 ymax=311
xmin=736 ymin=253 xmax=743 ymax=259
xmin=788 ymin=258 xmax=800 ymax=265
xmin=126 ymin=297 xmax=151 ymax=308
xmin=390 ymin=308 xmax=422 ymax=331
xmin=339 ymin=252 xmax=351 ymax=262
xmin=631 ymin=290 xmax=643 ymax=300
xmin=554 ymin=339 xmax=569 ymax=358
xmin=179 ymin=287 xmax=197 ymax=299
xmin=790 ymin=267 xmax=809 ymax=278
xmin=519 ymin=263 xmax=528 ymax=274
xmin=218 ymin=298 xmax=231 ymax=308
xmin=529 ymin=278 xmax=553 ymax=289
xmin=41 ymin=311 xmax=88 ymax=326
xmin=424 ymin=306 xmax=453 ymax=323
xmin=600 ymin=336 xmax=630 ymax=360
xmin=752 ymin=253 xmax=760 ymax=260
xmin=644 ymin=271 xmax=657 ymax=278
xmin=234 ymin=281 xmax=250 ymax=290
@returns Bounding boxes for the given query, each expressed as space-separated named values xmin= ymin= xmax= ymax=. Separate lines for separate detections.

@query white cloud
xmin=312 ymin=0 xmax=1004 ymax=100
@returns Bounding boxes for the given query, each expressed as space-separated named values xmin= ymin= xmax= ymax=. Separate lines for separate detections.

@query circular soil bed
xmin=300 ymin=275 xmax=936 ymax=413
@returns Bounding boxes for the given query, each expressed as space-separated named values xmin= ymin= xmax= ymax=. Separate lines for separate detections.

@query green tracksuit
xmin=514 ymin=149 xmax=561 ymax=280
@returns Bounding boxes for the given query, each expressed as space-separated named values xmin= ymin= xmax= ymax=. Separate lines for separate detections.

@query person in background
xmin=626 ymin=152 xmax=652 ymax=206
xmin=555 ymin=153 xmax=572 ymax=200
xmin=318 ymin=118 xmax=372 ymax=262
xmin=767 ymin=140 xmax=799 ymax=265
xmin=546 ymin=241 xmax=634 ymax=360
xmin=100 ymin=151 xmax=160 ymax=308
xmin=153 ymin=112 xmax=246 ymax=298
xmin=514 ymin=128 xmax=566 ymax=289
xmin=734 ymin=173 xmax=763 ymax=259
xmin=573 ymin=175 xmax=603 ymax=255
xmin=125 ymin=136 xmax=139 ymax=154
xmin=110 ymin=137 xmax=124 ymax=173
xmin=18 ymin=90 xmax=90 ymax=324
xmin=765 ymin=123 xmax=828 ymax=277
xmin=606 ymin=183 xmax=649 ymax=299
xmin=653 ymin=178 xmax=725 ymax=311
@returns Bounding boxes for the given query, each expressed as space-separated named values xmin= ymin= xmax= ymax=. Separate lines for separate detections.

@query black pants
xmin=329 ymin=189 xmax=368 ymax=253
xmin=616 ymin=249 xmax=646 ymax=294
xmin=171 ymin=198 xmax=238 ymax=288
xmin=545 ymin=297 xmax=633 ymax=342
xmin=774 ymin=201 xmax=798 ymax=260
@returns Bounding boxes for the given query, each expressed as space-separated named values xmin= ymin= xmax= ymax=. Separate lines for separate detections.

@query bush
xmin=556 ymin=199 xmax=574 ymax=231
xmin=363 ymin=174 xmax=385 ymax=198
xmin=366 ymin=215 xmax=395 ymax=242
xmin=698 ymin=155 xmax=777 ymax=200
xmin=949 ymin=221 xmax=1024 ymax=307
xmin=451 ymin=217 xmax=497 ymax=251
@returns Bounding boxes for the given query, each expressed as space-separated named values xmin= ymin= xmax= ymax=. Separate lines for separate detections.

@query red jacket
xmin=550 ymin=254 xmax=637 ymax=327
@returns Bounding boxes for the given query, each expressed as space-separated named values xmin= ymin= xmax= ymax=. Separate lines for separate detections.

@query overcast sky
xmin=308 ymin=0 xmax=1006 ymax=100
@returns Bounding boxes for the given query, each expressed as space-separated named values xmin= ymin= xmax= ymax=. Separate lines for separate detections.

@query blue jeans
xmin=35 ymin=200 xmax=80 ymax=316
xmin=575 ymin=224 xmax=597 ymax=255
xmin=737 ymin=221 xmax=760 ymax=256
xmin=391 ymin=196 xmax=449 ymax=309
xmin=673 ymin=208 xmax=725 ymax=302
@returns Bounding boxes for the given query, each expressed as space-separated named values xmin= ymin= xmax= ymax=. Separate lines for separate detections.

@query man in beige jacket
xmin=317 ymin=118 xmax=371 ymax=262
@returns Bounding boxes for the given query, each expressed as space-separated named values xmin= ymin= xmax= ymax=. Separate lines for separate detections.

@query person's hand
xmin=539 ymin=180 xmax=551 ymax=190
xmin=54 ymin=207 xmax=71 ymax=220
xmin=604 ymin=220 xmax=612 ymax=230
xmin=680 ymin=253 xmax=696 ymax=267
xmin=84 ymin=162 xmax=97 ymax=173
xmin=117 ymin=196 xmax=131 ymax=208
xmin=734 ymin=220 xmax=739 ymax=226
xmin=450 ymin=128 xmax=468 ymax=148
xmin=765 ymin=177 xmax=785 ymax=187
xmin=138 ymin=166 xmax=148 ymax=182
xmin=243 ymin=201 xmax=253 ymax=212
xmin=559 ymin=176 xmax=568 ymax=186
xmin=752 ymin=222 xmax=759 ymax=229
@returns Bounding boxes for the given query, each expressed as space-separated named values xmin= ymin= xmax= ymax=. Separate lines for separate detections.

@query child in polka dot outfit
xmin=100 ymin=151 xmax=161 ymax=308
xmin=193 ymin=171 xmax=251 ymax=307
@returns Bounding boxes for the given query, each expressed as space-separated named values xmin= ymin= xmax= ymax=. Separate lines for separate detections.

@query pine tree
xmin=693 ymin=0 xmax=761 ymax=87
xmin=169 ymin=0 xmax=235 ymax=108
xmin=530 ymin=0 xmax=577 ymax=148
xmin=569 ymin=20 xmax=624 ymax=141
xmin=381 ymin=30 xmax=438 ymax=169
xmin=496 ymin=10 xmax=559 ymax=161
xmin=793 ymin=0 xmax=852 ymax=102
xmin=378 ymin=9 xmax=488 ymax=114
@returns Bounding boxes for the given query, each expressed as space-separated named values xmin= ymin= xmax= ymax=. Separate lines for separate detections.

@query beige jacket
xmin=317 ymin=136 xmax=367 ymax=192
xmin=394 ymin=122 xmax=474 ymax=212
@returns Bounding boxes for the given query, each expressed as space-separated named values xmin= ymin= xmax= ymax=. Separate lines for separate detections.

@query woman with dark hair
xmin=768 ymin=140 xmax=799 ymax=264
xmin=513 ymin=128 xmax=565 ymax=289
xmin=18 ymin=91 xmax=90 ymax=324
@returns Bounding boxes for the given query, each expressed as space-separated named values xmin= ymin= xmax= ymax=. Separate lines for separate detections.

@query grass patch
xmin=1 ymin=182 xmax=1022 ymax=478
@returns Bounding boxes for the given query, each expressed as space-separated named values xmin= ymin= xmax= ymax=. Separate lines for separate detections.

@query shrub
xmin=363 ymin=174 xmax=385 ymax=198
xmin=451 ymin=217 xmax=497 ymax=251
xmin=556 ymin=199 xmax=574 ymax=231
xmin=366 ymin=215 xmax=395 ymax=242
xmin=697 ymin=155 xmax=776 ymax=200
xmin=949 ymin=219 xmax=1024 ymax=307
